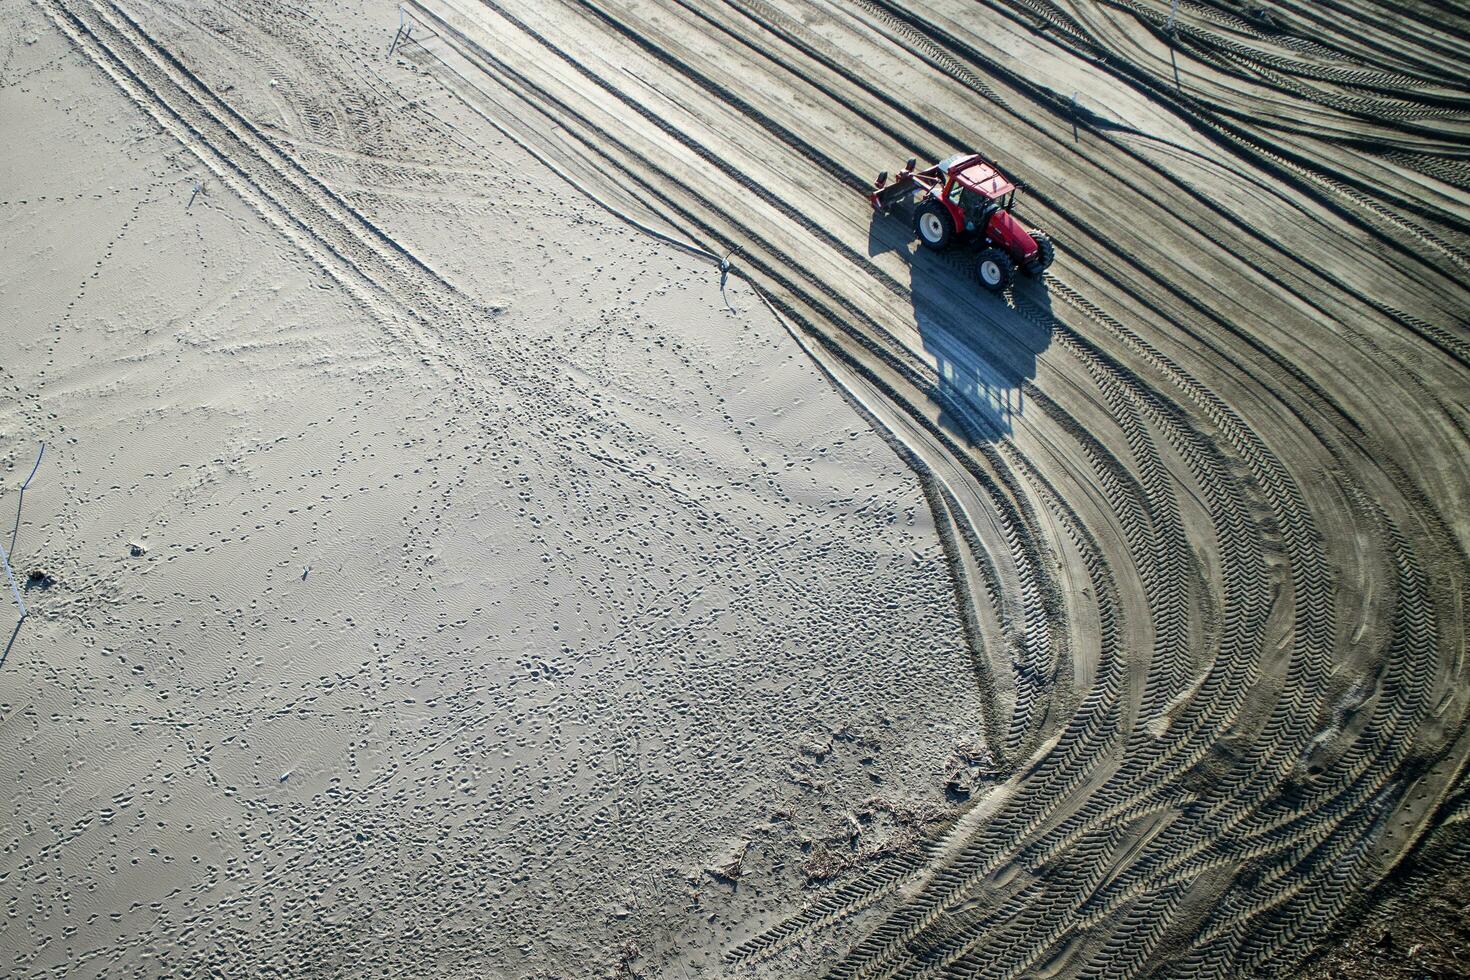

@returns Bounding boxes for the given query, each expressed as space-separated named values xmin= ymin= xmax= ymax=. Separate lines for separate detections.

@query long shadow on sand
xmin=0 ymin=617 xmax=23 ymax=671
xmin=868 ymin=207 xmax=1053 ymax=441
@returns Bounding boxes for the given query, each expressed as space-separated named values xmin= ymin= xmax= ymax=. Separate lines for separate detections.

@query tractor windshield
xmin=948 ymin=182 xmax=991 ymax=229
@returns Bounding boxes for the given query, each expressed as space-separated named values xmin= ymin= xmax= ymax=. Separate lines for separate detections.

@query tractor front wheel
xmin=1025 ymin=231 xmax=1055 ymax=276
xmin=976 ymin=248 xmax=1015 ymax=292
xmin=914 ymin=201 xmax=954 ymax=251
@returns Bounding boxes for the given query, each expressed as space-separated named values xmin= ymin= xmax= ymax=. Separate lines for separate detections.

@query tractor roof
xmin=937 ymin=153 xmax=1015 ymax=198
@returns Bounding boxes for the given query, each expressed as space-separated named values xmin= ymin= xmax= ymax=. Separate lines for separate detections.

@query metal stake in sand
xmin=9 ymin=442 xmax=44 ymax=556
xmin=719 ymin=246 xmax=742 ymax=311
xmin=1166 ymin=0 xmax=1183 ymax=90
xmin=387 ymin=6 xmax=408 ymax=60
xmin=0 ymin=538 xmax=24 ymax=619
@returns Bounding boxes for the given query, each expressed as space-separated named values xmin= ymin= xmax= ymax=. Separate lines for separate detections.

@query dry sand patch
xmin=1 ymin=4 xmax=986 ymax=975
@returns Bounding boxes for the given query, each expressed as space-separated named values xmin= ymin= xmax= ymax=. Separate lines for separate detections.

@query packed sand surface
xmin=1 ymin=0 xmax=1467 ymax=977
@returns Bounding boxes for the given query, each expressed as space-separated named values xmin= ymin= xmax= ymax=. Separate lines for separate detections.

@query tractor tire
xmin=1025 ymin=231 xmax=1055 ymax=276
xmin=976 ymin=248 xmax=1015 ymax=292
xmin=914 ymin=201 xmax=954 ymax=251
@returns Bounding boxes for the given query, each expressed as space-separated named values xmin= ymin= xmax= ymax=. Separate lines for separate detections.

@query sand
xmin=1 ymin=0 xmax=1467 ymax=977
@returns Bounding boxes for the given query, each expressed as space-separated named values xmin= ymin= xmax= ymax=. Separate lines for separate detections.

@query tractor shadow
xmin=867 ymin=207 xmax=1053 ymax=441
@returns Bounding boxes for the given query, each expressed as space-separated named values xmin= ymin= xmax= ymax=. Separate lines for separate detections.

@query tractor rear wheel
xmin=914 ymin=201 xmax=954 ymax=251
xmin=1026 ymin=231 xmax=1055 ymax=276
xmin=976 ymin=248 xmax=1015 ymax=292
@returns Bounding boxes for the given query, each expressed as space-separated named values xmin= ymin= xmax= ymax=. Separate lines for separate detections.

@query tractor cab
xmin=939 ymin=154 xmax=1016 ymax=228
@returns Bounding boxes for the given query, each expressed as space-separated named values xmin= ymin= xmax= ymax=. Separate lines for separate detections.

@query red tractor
xmin=870 ymin=152 xmax=1055 ymax=292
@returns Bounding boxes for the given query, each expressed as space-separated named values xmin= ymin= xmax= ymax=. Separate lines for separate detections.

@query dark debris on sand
xmin=1300 ymin=856 xmax=1470 ymax=980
